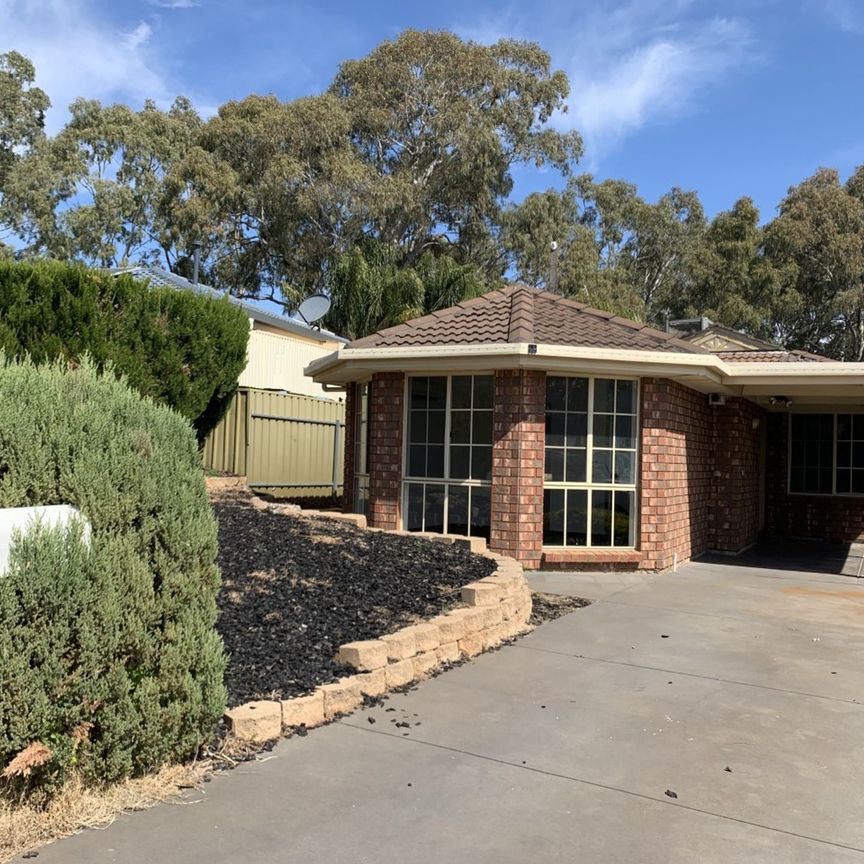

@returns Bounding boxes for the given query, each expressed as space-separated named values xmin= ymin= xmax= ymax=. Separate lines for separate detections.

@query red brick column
xmin=711 ymin=397 xmax=764 ymax=553
xmin=640 ymin=379 xmax=713 ymax=570
xmin=342 ymin=383 xmax=356 ymax=514
xmin=368 ymin=371 xmax=404 ymax=530
xmin=490 ymin=370 xmax=545 ymax=569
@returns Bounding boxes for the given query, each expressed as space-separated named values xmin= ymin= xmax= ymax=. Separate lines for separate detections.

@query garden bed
xmin=213 ymin=489 xmax=496 ymax=706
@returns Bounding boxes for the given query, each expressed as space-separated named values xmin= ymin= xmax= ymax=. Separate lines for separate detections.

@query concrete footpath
xmin=24 ymin=553 xmax=864 ymax=863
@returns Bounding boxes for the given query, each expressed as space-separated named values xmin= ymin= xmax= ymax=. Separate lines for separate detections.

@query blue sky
xmin=2 ymin=0 xmax=863 ymax=222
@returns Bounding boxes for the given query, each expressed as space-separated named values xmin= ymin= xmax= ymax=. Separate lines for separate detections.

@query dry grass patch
xmin=0 ymin=762 xmax=209 ymax=863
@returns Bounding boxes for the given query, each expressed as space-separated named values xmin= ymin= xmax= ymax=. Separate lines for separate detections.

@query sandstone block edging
xmin=224 ymin=491 xmax=533 ymax=744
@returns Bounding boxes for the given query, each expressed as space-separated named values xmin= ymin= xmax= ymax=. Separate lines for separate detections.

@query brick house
xmin=306 ymin=284 xmax=864 ymax=570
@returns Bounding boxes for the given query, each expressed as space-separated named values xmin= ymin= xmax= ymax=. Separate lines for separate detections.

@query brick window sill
xmin=541 ymin=548 xmax=642 ymax=566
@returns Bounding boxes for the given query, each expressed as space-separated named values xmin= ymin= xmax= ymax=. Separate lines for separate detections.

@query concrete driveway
xmin=26 ymin=552 xmax=864 ymax=863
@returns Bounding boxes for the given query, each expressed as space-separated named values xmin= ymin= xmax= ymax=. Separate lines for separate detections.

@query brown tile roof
xmin=716 ymin=349 xmax=833 ymax=363
xmin=350 ymin=284 xmax=708 ymax=354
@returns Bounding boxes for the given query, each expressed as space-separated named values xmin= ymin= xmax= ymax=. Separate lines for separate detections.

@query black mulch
xmin=529 ymin=592 xmax=591 ymax=625
xmin=213 ymin=493 xmax=496 ymax=706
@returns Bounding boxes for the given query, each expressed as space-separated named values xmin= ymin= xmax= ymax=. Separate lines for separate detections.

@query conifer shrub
xmin=0 ymin=259 xmax=249 ymax=439
xmin=0 ymin=357 xmax=226 ymax=800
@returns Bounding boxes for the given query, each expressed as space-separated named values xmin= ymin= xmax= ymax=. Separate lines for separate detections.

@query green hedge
xmin=0 ymin=357 xmax=226 ymax=799
xmin=0 ymin=259 xmax=249 ymax=439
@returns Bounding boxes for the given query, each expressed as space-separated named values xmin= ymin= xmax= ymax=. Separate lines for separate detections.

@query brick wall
xmin=368 ymin=372 xmax=404 ymax=530
xmin=711 ymin=397 xmax=764 ymax=553
xmin=342 ymin=382 xmax=357 ymax=514
xmin=639 ymin=379 xmax=714 ymax=570
xmin=765 ymin=412 xmax=864 ymax=543
xmin=490 ymin=370 xmax=545 ymax=569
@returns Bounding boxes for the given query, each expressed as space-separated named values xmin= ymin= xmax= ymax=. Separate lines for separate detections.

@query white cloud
xmin=458 ymin=2 xmax=759 ymax=162
xmin=122 ymin=22 xmax=153 ymax=52
xmin=820 ymin=0 xmax=864 ymax=34
xmin=146 ymin=0 xmax=200 ymax=8
xmin=0 ymin=0 xmax=171 ymax=130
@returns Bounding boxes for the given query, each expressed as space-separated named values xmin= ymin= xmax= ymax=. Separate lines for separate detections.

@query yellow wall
xmin=238 ymin=325 xmax=342 ymax=397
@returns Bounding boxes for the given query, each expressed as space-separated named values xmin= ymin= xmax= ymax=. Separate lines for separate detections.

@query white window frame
xmin=352 ymin=381 xmax=371 ymax=514
xmin=787 ymin=411 xmax=864 ymax=497
xmin=543 ymin=375 xmax=640 ymax=549
xmin=401 ymin=374 xmax=493 ymax=538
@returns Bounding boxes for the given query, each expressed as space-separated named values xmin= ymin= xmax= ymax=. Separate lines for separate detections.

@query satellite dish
xmin=297 ymin=293 xmax=331 ymax=325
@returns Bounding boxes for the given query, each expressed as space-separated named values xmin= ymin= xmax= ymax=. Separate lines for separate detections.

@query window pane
xmin=471 ymin=446 xmax=492 ymax=481
xmin=591 ymin=489 xmax=613 ymax=546
xmin=428 ymin=410 xmax=446 ymax=445
xmin=594 ymin=379 xmax=615 ymax=413
xmin=543 ymin=489 xmax=565 ymax=546
xmin=427 ymin=445 xmax=445 ymax=478
xmin=592 ymin=450 xmax=613 ymax=483
xmin=407 ymin=484 xmax=424 ymax=531
xmin=565 ymin=448 xmax=586 ymax=482
xmin=566 ymin=489 xmax=588 ymax=546
xmin=614 ymin=491 xmax=635 ymax=546
xmin=451 ymin=410 xmax=471 ymax=444
xmin=616 ymin=380 xmax=636 ymax=414
xmin=854 ymin=471 xmax=864 ymax=494
xmin=473 ymin=376 xmax=493 ymax=410
xmin=545 ymin=448 xmax=564 ymax=482
xmin=472 ymin=411 xmax=493 ymax=445
xmin=566 ymin=412 xmax=587 ymax=447
xmin=838 ymin=414 xmax=852 ymax=441
xmin=451 ymin=376 xmax=472 ymax=409
xmin=448 ymin=485 xmax=469 ymax=537
xmin=567 ymin=377 xmax=588 ymax=412
xmin=410 ymin=377 xmax=429 ymax=409
xmin=546 ymin=377 xmax=566 ymax=411
xmin=471 ymin=486 xmax=491 ymax=540
xmin=614 ymin=451 xmax=635 ymax=485
xmin=450 ymin=445 xmax=470 ymax=479
xmin=409 ymin=410 xmax=426 ymax=444
xmin=855 ymin=415 xmax=864 ymax=440
xmin=593 ymin=413 xmax=613 ymax=447
xmin=427 ymin=377 xmax=447 ymax=410
xmin=424 ymin=484 xmax=445 ymax=533
xmin=615 ymin=415 xmax=636 ymax=448
xmin=854 ymin=442 xmax=864 ymax=469
xmin=408 ymin=445 xmax=426 ymax=477
xmin=790 ymin=414 xmax=833 ymax=493
xmin=838 ymin=471 xmax=851 ymax=493
xmin=546 ymin=412 xmax=566 ymax=447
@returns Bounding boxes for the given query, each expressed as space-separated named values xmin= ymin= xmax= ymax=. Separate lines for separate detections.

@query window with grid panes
xmin=352 ymin=383 xmax=371 ymax=514
xmin=789 ymin=413 xmax=864 ymax=495
xmin=543 ymin=376 xmax=638 ymax=547
xmin=403 ymin=375 xmax=492 ymax=539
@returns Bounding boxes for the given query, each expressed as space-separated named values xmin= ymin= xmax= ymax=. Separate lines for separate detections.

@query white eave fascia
xmin=306 ymin=343 xmax=730 ymax=384
xmin=305 ymin=344 xmax=864 ymax=388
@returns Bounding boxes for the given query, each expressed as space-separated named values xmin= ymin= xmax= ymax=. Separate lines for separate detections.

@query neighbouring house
xmin=116 ymin=267 xmax=349 ymax=497
xmin=305 ymin=283 xmax=864 ymax=570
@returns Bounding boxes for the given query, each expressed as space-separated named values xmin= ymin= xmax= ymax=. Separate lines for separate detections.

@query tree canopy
xmin=1 ymin=38 xmax=864 ymax=356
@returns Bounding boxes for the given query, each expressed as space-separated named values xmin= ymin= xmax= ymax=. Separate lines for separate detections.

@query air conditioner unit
xmin=708 ymin=393 xmax=726 ymax=406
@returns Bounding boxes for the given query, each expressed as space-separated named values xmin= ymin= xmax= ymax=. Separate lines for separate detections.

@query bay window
xmin=543 ymin=376 xmax=638 ymax=547
xmin=403 ymin=375 xmax=492 ymax=539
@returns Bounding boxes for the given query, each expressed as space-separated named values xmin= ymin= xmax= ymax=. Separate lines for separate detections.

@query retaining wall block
xmin=400 ymin=622 xmax=440 ymax=653
xmin=320 ymin=678 xmax=363 ymax=719
xmin=337 ymin=639 xmax=389 ymax=671
xmin=380 ymin=630 xmax=417 ymax=661
xmin=385 ymin=658 xmax=415 ymax=688
xmin=458 ymin=633 xmax=484 ymax=658
xmin=354 ymin=668 xmax=387 ymax=697
xmin=432 ymin=613 xmax=465 ymax=643
xmin=281 ymin=692 xmax=326 ymax=730
xmin=437 ymin=641 xmax=461 ymax=664
xmin=479 ymin=604 xmax=504 ymax=628
xmin=461 ymin=581 xmax=500 ymax=606
xmin=225 ymin=700 xmax=282 ymax=743
xmin=412 ymin=650 xmax=439 ymax=679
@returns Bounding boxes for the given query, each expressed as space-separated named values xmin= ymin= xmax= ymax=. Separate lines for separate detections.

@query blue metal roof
xmin=111 ymin=266 xmax=348 ymax=344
